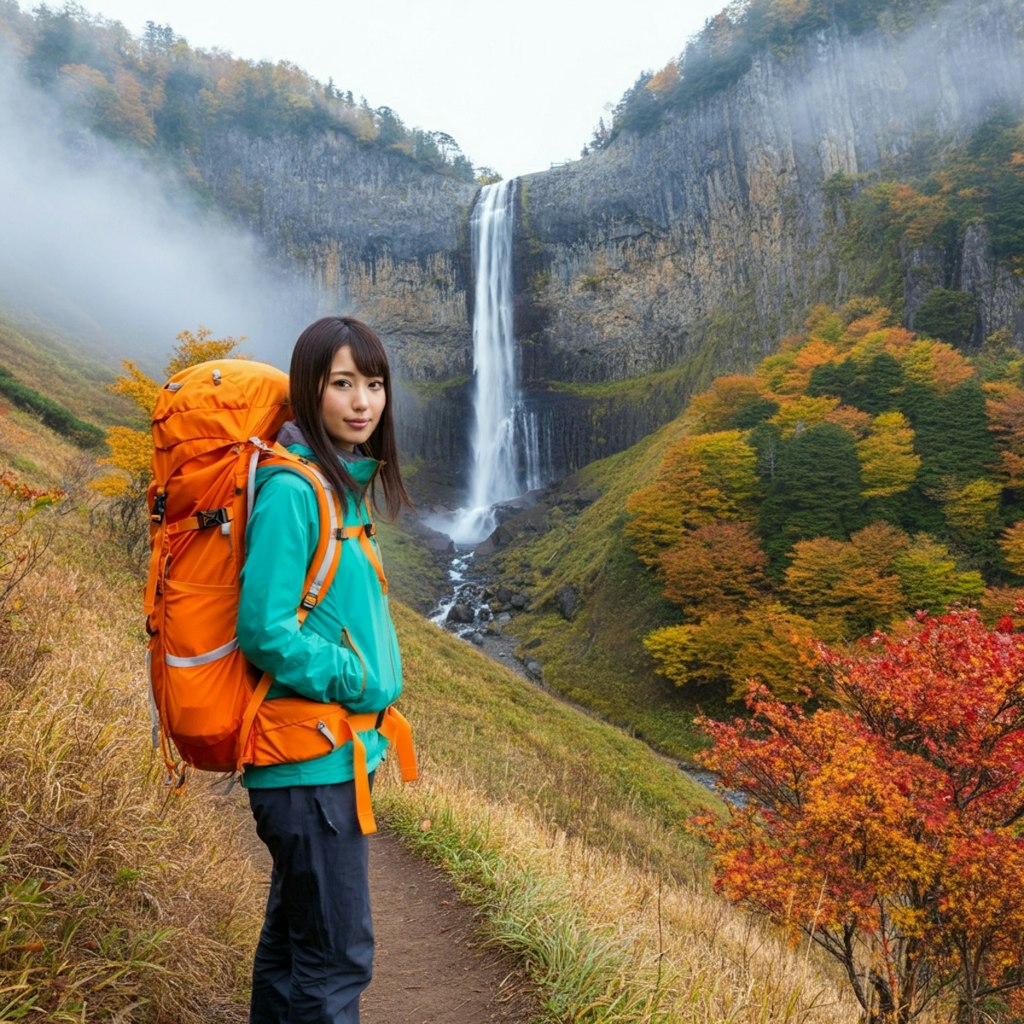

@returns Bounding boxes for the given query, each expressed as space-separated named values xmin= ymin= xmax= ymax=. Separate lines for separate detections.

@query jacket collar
xmin=277 ymin=420 xmax=380 ymax=483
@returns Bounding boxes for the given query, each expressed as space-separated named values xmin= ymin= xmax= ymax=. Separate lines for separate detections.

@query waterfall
xmin=448 ymin=178 xmax=541 ymax=545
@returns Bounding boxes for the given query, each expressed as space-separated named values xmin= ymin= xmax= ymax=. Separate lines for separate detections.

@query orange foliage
xmin=645 ymin=60 xmax=679 ymax=95
xmin=624 ymin=431 xmax=758 ymax=564
xmin=901 ymin=339 xmax=975 ymax=394
xmin=783 ymin=535 xmax=905 ymax=640
xmin=824 ymin=404 xmax=872 ymax=438
xmin=658 ymin=521 xmax=769 ymax=614
xmin=779 ymin=337 xmax=838 ymax=394
xmin=698 ymin=609 xmax=1024 ymax=1023
xmin=687 ymin=374 xmax=765 ymax=432
xmin=985 ymin=380 xmax=1024 ymax=487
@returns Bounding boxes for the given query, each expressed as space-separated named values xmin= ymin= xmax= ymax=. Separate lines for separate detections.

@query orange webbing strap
xmin=237 ymin=671 xmax=275 ymax=771
xmin=376 ymin=707 xmax=418 ymax=782
xmin=356 ymin=528 xmax=388 ymax=594
xmin=343 ymin=707 xmax=419 ymax=834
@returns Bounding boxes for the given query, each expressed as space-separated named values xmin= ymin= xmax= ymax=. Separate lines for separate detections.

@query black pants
xmin=248 ymin=781 xmax=373 ymax=1024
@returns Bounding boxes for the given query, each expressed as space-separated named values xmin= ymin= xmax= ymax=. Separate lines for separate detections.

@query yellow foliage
xmin=943 ymin=478 xmax=1003 ymax=536
xmin=164 ymin=326 xmax=248 ymax=377
xmin=109 ymin=359 xmax=160 ymax=416
xmin=999 ymin=521 xmax=1024 ymax=577
xmin=769 ymin=394 xmax=839 ymax=438
xmin=856 ymin=411 xmax=921 ymax=498
xmin=94 ymin=426 xmax=153 ymax=496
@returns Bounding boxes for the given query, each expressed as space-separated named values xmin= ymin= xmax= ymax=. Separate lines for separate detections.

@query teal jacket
xmin=237 ymin=432 xmax=401 ymax=788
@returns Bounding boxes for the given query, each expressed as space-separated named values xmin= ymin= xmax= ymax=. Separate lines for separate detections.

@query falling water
xmin=448 ymin=178 xmax=542 ymax=545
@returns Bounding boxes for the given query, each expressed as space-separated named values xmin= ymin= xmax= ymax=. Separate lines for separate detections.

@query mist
xmin=0 ymin=55 xmax=317 ymax=374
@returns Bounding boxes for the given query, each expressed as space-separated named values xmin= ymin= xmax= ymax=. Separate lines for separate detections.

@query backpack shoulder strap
xmin=235 ymin=446 xmax=346 ymax=767
xmin=251 ymin=445 xmax=345 ymax=620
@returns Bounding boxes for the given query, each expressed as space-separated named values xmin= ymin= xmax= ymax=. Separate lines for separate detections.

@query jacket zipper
xmin=341 ymin=627 xmax=368 ymax=695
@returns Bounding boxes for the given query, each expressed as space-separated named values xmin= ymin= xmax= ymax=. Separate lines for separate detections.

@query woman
xmin=238 ymin=316 xmax=413 ymax=1023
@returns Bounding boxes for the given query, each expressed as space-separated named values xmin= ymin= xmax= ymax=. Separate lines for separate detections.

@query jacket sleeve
xmin=237 ymin=471 xmax=367 ymax=704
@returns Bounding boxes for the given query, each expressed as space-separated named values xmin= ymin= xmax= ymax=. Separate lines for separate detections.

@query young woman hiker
xmin=237 ymin=316 xmax=413 ymax=1023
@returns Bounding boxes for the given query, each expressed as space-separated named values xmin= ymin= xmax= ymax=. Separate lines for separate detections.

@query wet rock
xmin=555 ymin=584 xmax=581 ymax=622
xmin=445 ymin=602 xmax=475 ymax=625
xmin=510 ymin=593 xmax=528 ymax=610
xmin=425 ymin=533 xmax=456 ymax=555
xmin=523 ymin=659 xmax=543 ymax=681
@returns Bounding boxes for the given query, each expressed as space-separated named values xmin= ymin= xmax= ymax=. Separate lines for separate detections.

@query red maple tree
xmin=697 ymin=607 xmax=1024 ymax=1024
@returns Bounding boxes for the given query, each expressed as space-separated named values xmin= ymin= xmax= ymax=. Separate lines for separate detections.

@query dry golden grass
xmin=377 ymin=763 xmax=861 ymax=1024
xmin=0 ymin=421 xmax=862 ymax=1023
xmin=0 ymin=515 xmax=261 ymax=1022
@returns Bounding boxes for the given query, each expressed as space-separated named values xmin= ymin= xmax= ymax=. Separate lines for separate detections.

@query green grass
xmin=484 ymin=412 xmax=729 ymax=763
xmin=0 ymin=315 xmax=136 ymax=428
xmin=376 ymin=519 xmax=450 ymax=614
xmin=390 ymin=600 xmax=716 ymax=880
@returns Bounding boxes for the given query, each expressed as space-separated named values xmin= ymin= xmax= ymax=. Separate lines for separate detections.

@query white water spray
xmin=447 ymin=178 xmax=541 ymax=545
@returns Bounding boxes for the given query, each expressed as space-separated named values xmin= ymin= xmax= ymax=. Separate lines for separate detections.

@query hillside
xmin=479 ymin=302 xmax=1024 ymax=759
xmin=0 ymin=395 xmax=879 ymax=1022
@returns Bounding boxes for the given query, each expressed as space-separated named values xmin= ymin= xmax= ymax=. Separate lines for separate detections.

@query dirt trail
xmin=237 ymin=801 xmax=540 ymax=1024
xmin=363 ymin=830 xmax=540 ymax=1023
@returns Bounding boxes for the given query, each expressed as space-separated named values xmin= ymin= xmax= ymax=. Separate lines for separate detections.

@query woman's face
xmin=320 ymin=345 xmax=386 ymax=451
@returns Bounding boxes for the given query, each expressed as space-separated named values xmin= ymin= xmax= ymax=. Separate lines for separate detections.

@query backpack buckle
xmin=196 ymin=508 xmax=230 ymax=529
xmin=151 ymin=491 xmax=167 ymax=524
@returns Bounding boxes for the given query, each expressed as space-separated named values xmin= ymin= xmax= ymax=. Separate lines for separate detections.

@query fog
xmin=0 ymin=56 xmax=315 ymax=374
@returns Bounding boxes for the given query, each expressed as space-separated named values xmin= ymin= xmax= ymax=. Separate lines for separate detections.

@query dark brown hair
xmin=289 ymin=316 xmax=412 ymax=520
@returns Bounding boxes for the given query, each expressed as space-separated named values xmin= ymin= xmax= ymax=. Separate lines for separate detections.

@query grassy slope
xmin=485 ymin=411 xmax=724 ymax=763
xmin=390 ymin=601 xmax=715 ymax=880
xmin=0 ymin=314 xmax=136 ymax=428
xmin=0 ymin=323 xmax=863 ymax=1021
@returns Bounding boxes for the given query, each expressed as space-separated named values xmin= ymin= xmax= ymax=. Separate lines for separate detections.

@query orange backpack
xmin=143 ymin=359 xmax=416 ymax=834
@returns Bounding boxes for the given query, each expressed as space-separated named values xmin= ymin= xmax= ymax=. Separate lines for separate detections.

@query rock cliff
xmin=190 ymin=0 xmax=1024 ymax=486
xmin=518 ymin=0 xmax=1024 ymax=383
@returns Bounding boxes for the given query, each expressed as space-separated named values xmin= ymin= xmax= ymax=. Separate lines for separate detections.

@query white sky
xmin=79 ymin=0 xmax=725 ymax=179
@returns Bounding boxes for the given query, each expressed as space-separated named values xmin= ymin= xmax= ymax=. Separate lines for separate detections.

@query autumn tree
xmin=985 ymin=379 xmax=1024 ymax=487
xmin=697 ymin=608 xmax=1024 ymax=1024
xmin=856 ymin=410 xmax=921 ymax=498
xmin=782 ymin=534 xmax=905 ymax=640
xmin=891 ymin=533 xmax=985 ymax=612
xmin=625 ymin=430 xmax=759 ymax=565
xmin=644 ymin=600 xmax=820 ymax=701
xmin=1000 ymin=520 xmax=1024 ymax=577
xmin=687 ymin=374 xmax=776 ymax=432
xmin=659 ymin=521 xmax=769 ymax=616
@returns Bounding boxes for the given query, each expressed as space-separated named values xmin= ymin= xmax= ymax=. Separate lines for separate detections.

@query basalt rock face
xmin=188 ymin=0 xmax=1024 ymax=487
xmin=517 ymin=0 xmax=1024 ymax=391
xmin=190 ymin=128 xmax=478 ymax=476
xmin=191 ymin=127 xmax=478 ymax=385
